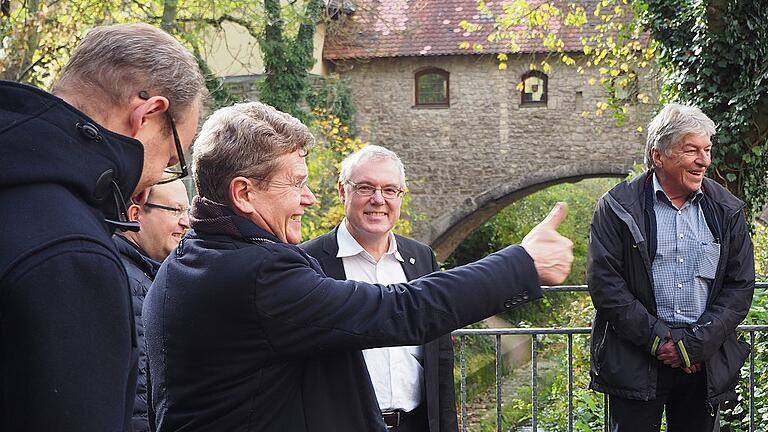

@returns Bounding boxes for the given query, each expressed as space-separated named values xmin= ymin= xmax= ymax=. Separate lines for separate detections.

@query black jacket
xmin=0 ymin=81 xmax=143 ymax=430
xmin=114 ymin=235 xmax=161 ymax=432
xmin=144 ymin=205 xmax=541 ymax=432
xmin=587 ymin=171 xmax=754 ymax=405
xmin=301 ymin=227 xmax=458 ymax=432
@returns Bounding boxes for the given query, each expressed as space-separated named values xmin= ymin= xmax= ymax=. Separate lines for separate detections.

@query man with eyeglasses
xmin=0 ymin=23 xmax=206 ymax=431
xmin=301 ymin=145 xmax=457 ymax=432
xmin=113 ymin=180 xmax=190 ymax=432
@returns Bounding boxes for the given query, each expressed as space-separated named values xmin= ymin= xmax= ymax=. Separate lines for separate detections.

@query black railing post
xmin=496 ymin=335 xmax=502 ymax=432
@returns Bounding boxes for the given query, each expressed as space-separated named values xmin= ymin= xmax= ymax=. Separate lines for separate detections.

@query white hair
xmin=339 ymin=145 xmax=406 ymax=188
xmin=644 ymin=103 xmax=716 ymax=169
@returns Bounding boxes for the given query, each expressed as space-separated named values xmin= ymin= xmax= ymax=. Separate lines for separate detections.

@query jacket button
xmin=77 ymin=121 xmax=102 ymax=141
xmin=504 ymin=300 xmax=514 ymax=308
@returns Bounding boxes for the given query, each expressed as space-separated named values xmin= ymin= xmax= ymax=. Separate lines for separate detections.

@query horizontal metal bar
xmin=453 ymin=325 xmax=768 ymax=336
xmin=453 ymin=327 xmax=591 ymax=336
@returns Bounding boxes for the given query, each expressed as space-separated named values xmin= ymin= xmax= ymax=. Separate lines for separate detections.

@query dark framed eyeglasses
xmin=345 ymin=180 xmax=405 ymax=199
xmin=138 ymin=91 xmax=188 ymax=184
xmin=144 ymin=202 xmax=190 ymax=218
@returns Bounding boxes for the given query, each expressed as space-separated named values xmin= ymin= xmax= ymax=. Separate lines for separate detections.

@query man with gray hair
xmin=587 ymin=103 xmax=755 ymax=431
xmin=301 ymin=145 xmax=457 ymax=432
xmin=144 ymin=101 xmax=573 ymax=431
xmin=0 ymin=23 xmax=206 ymax=431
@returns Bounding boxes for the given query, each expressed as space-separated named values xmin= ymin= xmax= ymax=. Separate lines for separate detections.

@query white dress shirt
xmin=336 ymin=221 xmax=424 ymax=412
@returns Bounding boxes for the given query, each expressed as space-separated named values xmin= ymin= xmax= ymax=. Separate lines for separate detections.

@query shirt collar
xmin=336 ymin=219 xmax=404 ymax=262
xmin=652 ymin=172 xmax=704 ymax=206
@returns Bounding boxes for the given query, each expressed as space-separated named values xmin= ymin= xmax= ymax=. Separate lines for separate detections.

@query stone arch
xmin=427 ymin=164 xmax=632 ymax=261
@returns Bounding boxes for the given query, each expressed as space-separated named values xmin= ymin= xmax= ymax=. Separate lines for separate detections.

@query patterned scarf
xmin=189 ymin=196 xmax=280 ymax=243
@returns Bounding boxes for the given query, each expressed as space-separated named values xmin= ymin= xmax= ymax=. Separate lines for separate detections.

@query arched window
xmin=415 ymin=68 xmax=449 ymax=107
xmin=520 ymin=70 xmax=548 ymax=106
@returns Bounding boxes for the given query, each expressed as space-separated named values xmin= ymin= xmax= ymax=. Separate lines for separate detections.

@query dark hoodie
xmin=0 ymin=81 xmax=144 ymax=431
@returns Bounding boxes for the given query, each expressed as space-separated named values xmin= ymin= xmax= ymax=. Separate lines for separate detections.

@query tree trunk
xmin=161 ymin=0 xmax=178 ymax=33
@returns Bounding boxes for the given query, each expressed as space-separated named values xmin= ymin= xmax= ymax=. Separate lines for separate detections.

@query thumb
xmin=540 ymin=202 xmax=568 ymax=230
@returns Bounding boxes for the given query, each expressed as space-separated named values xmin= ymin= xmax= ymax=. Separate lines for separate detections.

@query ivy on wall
xmin=257 ymin=0 xmax=322 ymax=121
xmin=643 ymin=0 xmax=768 ymax=220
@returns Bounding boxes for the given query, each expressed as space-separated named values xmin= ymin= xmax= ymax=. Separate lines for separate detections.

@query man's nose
xmin=179 ymin=213 xmax=190 ymax=228
xmin=698 ymin=150 xmax=711 ymax=166
xmin=370 ymin=190 xmax=386 ymax=205
xmin=302 ymin=185 xmax=317 ymax=206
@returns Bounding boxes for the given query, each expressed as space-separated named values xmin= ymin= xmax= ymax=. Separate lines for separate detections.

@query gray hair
xmin=339 ymin=145 xmax=406 ymax=188
xmin=192 ymin=102 xmax=315 ymax=204
xmin=52 ymin=23 xmax=207 ymax=122
xmin=644 ymin=103 xmax=716 ymax=169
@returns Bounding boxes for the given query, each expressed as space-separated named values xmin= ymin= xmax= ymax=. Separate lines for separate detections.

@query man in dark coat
xmin=0 ymin=23 xmax=206 ymax=431
xmin=144 ymin=101 xmax=574 ymax=432
xmin=588 ymin=103 xmax=755 ymax=431
xmin=113 ymin=180 xmax=190 ymax=431
xmin=301 ymin=145 xmax=458 ymax=432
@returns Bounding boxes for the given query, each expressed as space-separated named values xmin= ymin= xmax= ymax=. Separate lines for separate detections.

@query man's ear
xmin=338 ymin=181 xmax=346 ymax=203
xmin=132 ymin=188 xmax=151 ymax=206
xmin=128 ymin=95 xmax=170 ymax=139
xmin=651 ymin=148 xmax=663 ymax=169
xmin=229 ymin=177 xmax=257 ymax=214
xmin=126 ymin=203 xmax=142 ymax=222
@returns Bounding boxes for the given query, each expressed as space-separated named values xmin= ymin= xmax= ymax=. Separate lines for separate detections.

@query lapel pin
xmin=409 ymin=257 xmax=416 ymax=265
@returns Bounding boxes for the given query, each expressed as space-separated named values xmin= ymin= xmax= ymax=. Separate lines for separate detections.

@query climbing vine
xmin=257 ymin=0 xmax=322 ymax=121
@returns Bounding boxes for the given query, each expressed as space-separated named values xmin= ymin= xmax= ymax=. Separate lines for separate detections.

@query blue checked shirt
xmin=651 ymin=174 xmax=720 ymax=327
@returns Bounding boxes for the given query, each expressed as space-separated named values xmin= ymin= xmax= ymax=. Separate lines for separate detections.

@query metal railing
xmin=452 ymin=282 xmax=768 ymax=432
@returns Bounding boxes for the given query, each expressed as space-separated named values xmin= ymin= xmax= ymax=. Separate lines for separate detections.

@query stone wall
xmin=332 ymin=54 xmax=657 ymax=259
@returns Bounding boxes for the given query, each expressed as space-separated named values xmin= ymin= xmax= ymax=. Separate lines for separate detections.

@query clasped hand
xmin=656 ymin=332 xmax=702 ymax=373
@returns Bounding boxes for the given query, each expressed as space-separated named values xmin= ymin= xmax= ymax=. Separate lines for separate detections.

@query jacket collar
xmin=610 ymin=170 xmax=745 ymax=221
xmin=189 ymin=196 xmax=281 ymax=244
xmin=318 ymin=225 xmax=421 ymax=280
xmin=336 ymin=220 xmax=404 ymax=262
xmin=113 ymin=234 xmax=161 ymax=277
xmin=0 ymin=81 xmax=144 ymax=231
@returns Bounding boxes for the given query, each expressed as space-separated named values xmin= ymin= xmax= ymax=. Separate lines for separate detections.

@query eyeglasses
xmin=138 ymin=91 xmax=189 ymax=184
xmin=144 ymin=202 xmax=190 ymax=218
xmin=345 ymin=180 xmax=405 ymax=199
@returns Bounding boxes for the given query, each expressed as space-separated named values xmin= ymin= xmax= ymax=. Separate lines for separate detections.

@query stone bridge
xmin=334 ymin=56 xmax=655 ymax=260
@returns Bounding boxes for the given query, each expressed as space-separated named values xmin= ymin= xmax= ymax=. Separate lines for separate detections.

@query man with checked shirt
xmin=587 ymin=103 xmax=755 ymax=431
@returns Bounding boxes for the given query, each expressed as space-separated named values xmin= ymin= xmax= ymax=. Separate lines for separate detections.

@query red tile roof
xmin=323 ymin=0 xmax=608 ymax=60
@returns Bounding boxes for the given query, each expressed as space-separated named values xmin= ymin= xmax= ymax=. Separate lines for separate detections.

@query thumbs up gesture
xmin=520 ymin=202 xmax=574 ymax=285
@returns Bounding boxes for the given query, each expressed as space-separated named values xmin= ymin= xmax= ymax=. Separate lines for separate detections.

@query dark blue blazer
xmin=301 ymin=227 xmax=458 ymax=432
xmin=144 ymin=215 xmax=541 ymax=431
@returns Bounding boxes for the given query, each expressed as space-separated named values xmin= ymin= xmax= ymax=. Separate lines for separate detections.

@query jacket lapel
xmin=320 ymin=227 xmax=347 ymax=279
xmin=396 ymin=235 xmax=425 ymax=281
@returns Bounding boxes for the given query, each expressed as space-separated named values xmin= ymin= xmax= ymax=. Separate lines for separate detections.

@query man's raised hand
xmin=520 ymin=202 xmax=574 ymax=285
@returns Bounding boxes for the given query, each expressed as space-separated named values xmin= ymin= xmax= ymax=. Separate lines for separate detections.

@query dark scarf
xmin=189 ymin=196 xmax=279 ymax=243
